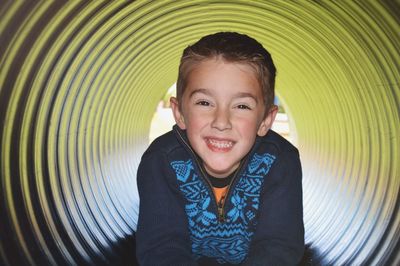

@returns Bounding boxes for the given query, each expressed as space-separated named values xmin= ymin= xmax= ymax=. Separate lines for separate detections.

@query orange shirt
xmin=213 ymin=186 xmax=229 ymax=204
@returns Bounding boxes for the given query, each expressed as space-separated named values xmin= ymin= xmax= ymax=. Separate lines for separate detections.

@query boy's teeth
xmin=208 ymin=139 xmax=233 ymax=148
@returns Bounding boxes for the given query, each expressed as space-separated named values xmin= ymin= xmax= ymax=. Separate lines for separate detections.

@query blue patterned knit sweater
xmin=171 ymin=152 xmax=275 ymax=264
xmin=136 ymin=126 xmax=304 ymax=265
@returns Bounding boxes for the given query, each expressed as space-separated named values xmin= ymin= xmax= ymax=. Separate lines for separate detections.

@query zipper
xmin=217 ymin=195 xmax=226 ymax=223
xmin=217 ymin=158 xmax=247 ymax=222
xmin=175 ymin=129 xmax=215 ymax=195
xmin=175 ymin=128 xmax=248 ymax=223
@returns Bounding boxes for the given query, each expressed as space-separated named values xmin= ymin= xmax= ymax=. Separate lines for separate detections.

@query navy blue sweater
xmin=136 ymin=126 xmax=304 ymax=265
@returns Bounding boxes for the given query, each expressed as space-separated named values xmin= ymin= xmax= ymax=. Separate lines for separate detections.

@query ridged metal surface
xmin=0 ymin=1 xmax=399 ymax=265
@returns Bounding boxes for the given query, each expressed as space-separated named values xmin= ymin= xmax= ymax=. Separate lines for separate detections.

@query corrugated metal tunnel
xmin=0 ymin=1 xmax=399 ymax=265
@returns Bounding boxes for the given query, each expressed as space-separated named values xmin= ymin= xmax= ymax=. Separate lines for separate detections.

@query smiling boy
xmin=136 ymin=32 xmax=304 ymax=265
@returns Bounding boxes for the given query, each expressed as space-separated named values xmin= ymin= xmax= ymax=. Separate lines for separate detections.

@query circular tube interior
xmin=0 ymin=1 xmax=399 ymax=265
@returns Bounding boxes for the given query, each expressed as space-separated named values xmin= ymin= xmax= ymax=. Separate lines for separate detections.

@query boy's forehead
xmin=183 ymin=59 xmax=262 ymax=93
xmin=188 ymin=59 xmax=258 ymax=81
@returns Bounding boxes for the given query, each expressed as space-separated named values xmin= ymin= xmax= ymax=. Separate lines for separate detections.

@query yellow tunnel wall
xmin=0 ymin=1 xmax=399 ymax=265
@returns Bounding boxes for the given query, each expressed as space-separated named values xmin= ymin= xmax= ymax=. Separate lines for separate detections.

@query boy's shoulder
xmin=142 ymin=129 xmax=181 ymax=158
xmin=258 ymin=130 xmax=298 ymax=156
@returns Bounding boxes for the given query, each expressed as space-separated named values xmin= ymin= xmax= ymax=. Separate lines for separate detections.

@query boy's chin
xmin=203 ymin=163 xmax=239 ymax=178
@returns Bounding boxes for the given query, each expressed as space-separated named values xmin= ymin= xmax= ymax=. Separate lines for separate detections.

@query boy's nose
xmin=211 ymin=107 xmax=232 ymax=131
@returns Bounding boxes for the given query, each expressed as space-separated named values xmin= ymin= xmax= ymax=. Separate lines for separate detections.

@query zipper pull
xmin=218 ymin=196 xmax=225 ymax=223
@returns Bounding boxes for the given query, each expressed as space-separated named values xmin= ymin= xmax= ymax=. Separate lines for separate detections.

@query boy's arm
xmin=243 ymin=149 xmax=304 ymax=266
xmin=135 ymin=151 xmax=197 ymax=266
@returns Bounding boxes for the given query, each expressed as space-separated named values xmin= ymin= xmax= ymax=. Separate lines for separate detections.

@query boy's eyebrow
xmin=233 ymin=92 xmax=259 ymax=104
xmin=189 ymin=88 xmax=259 ymax=103
xmin=189 ymin=88 xmax=211 ymax=98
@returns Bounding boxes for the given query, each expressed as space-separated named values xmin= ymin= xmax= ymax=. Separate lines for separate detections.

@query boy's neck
xmin=207 ymin=171 xmax=235 ymax=188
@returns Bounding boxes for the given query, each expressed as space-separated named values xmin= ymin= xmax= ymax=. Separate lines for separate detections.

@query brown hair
xmin=176 ymin=32 xmax=276 ymax=111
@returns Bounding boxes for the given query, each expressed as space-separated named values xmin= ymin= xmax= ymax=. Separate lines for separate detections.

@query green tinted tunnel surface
xmin=0 ymin=1 xmax=399 ymax=265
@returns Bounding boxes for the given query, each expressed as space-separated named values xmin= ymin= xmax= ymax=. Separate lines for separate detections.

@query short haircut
xmin=176 ymin=32 xmax=276 ymax=111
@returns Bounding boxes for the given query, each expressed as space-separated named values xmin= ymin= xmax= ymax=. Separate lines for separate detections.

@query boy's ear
xmin=257 ymin=105 xmax=278 ymax=136
xmin=170 ymin=97 xmax=186 ymax=130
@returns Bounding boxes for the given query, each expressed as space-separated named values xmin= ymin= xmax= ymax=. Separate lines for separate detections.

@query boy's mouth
xmin=205 ymin=137 xmax=234 ymax=152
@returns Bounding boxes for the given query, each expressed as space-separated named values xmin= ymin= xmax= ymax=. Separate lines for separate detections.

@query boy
xmin=136 ymin=32 xmax=304 ymax=265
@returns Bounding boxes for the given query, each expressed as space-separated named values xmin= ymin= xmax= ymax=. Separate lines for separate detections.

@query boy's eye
xmin=237 ymin=104 xmax=251 ymax=110
xmin=196 ymin=100 xmax=210 ymax=106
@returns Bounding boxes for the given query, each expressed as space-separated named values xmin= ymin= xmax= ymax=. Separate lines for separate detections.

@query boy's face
xmin=171 ymin=59 xmax=277 ymax=178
